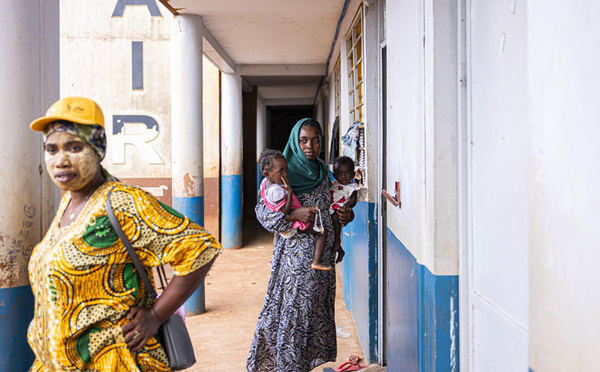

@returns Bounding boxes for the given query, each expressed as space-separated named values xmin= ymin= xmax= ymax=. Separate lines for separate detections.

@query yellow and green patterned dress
xmin=27 ymin=181 xmax=221 ymax=371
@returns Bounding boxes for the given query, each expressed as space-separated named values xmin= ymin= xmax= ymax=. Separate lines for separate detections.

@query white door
xmin=464 ymin=0 xmax=529 ymax=370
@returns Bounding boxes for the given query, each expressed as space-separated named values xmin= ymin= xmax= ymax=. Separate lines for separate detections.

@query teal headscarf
xmin=283 ymin=118 xmax=328 ymax=194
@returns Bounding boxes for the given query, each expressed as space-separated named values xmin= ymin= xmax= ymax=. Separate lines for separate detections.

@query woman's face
xmin=44 ymin=131 xmax=100 ymax=192
xmin=298 ymin=125 xmax=321 ymax=161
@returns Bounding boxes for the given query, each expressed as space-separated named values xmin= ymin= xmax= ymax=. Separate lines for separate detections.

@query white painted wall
xmin=320 ymin=0 xmax=460 ymax=274
xmin=60 ymin=0 xmax=172 ymax=179
xmin=363 ymin=1 xmax=380 ymax=198
xmin=528 ymin=1 xmax=600 ymax=370
xmin=382 ymin=0 xmax=427 ymax=265
xmin=425 ymin=0 xmax=460 ymax=276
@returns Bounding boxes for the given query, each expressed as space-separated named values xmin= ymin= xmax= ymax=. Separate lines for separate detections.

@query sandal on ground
xmin=334 ymin=355 xmax=368 ymax=371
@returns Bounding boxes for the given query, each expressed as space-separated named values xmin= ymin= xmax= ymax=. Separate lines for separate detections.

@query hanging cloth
xmin=341 ymin=120 xmax=363 ymax=162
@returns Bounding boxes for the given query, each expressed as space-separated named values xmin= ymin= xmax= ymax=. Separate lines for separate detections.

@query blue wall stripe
xmin=172 ymin=196 xmax=206 ymax=315
xmin=386 ymin=229 xmax=419 ymax=371
xmin=341 ymin=201 xmax=379 ymax=363
xmin=0 ymin=285 xmax=35 ymax=371
xmin=221 ymin=175 xmax=242 ymax=249
xmin=421 ymin=265 xmax=459 ymax=371
xmin=386 ymin=228 xmax=459 ymax=372
xmin=132 ymin=41 xmax=143 ymax=90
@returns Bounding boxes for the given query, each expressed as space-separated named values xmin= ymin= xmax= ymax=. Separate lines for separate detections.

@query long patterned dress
xmin=246 ymin=177 xmax=337 ymax=372
xmin=27 ymin=181 xmax=221 ymax=372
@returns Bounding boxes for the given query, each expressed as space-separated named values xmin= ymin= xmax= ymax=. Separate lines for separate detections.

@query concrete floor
xmin=181 ymin=220 xmax=381 ymax=372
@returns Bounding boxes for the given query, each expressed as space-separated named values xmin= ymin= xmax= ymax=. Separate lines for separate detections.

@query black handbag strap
xmin=106 ymin=189 xmax=158 ymax=299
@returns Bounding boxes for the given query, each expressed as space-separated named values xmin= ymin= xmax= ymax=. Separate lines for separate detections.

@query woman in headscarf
xmin=247 ymin=118 xmax=354 ymax=372
xmin=27 ymin=97 xmax=221 ymax=372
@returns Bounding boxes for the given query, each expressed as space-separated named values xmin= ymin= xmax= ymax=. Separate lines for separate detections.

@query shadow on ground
xmin=181 ymin=219 xmax=374 ymax=371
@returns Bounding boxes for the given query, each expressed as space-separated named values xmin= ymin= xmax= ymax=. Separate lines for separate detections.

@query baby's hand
xmin=281 ymin=176 xmax=293 ymax=193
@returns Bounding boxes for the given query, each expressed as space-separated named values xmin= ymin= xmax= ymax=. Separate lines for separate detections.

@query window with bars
xmin=344 ymin=9 xmax=367 ymax=187
xmin=333 ymin=56 xmax=341 ymax=119
xmin=346 ymin=10 xmax=364 ymax=125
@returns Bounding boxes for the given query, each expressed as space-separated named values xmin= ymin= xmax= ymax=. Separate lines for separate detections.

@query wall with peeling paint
xmin=0 ymin=0 xmax=60 ymax=369
xmin=60 ymin=0 xmax=173 ymax=202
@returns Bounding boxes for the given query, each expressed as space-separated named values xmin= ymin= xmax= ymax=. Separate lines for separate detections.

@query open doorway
xmin=267 ymin=105 xmax=313 ymax=152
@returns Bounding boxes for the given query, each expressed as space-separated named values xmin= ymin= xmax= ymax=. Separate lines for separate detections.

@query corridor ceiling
xmin=159 ymin=0 xmax=345 ymax=105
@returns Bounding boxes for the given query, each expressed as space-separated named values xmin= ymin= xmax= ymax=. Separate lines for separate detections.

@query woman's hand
xmin=122 ymin=306 xmax=162 ymax=352
xmin=336 ymin=206 xmax=355 ymax=226
xmin=286 ymin=206 xmax=317 ymax=223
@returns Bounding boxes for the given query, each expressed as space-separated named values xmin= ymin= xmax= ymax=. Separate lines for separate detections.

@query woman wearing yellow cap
xmin=27 ymin=97 xmax=221 ymax=371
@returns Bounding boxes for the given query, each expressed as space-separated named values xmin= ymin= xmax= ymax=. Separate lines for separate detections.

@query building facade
xmin=1 ymin=0 xmax=599 ymax=370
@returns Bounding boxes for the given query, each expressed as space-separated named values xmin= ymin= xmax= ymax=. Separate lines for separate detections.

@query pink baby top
xmin=260 ymin=178 xmax=310 ymax=231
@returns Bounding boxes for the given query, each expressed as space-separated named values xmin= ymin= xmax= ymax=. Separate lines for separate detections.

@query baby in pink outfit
xmin=259 ymin=149 xmax=330 ymax=271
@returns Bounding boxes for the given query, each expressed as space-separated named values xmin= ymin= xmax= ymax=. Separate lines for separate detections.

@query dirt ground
xmin=181 ymin=220 xmax=375 ymax=372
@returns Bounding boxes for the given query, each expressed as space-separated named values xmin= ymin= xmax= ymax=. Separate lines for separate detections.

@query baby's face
xmin=333 ymin=163 xmax=354 ymax=185
xmin=267 ymin=157 xmax=288 ymax=184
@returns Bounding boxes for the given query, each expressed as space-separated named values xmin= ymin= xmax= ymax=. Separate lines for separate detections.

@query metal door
xmin=463 ymin=0 xmax=529 ymax=370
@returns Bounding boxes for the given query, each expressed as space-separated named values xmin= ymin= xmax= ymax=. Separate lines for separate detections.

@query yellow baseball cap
xmin=30 ymin=96 xmax=105 ymax=132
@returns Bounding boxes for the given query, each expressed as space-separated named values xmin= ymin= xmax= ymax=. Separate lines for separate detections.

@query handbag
xmin=106 ymin=190 xmax=197 ymax=370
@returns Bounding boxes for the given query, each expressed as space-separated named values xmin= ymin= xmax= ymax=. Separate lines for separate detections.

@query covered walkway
xmin=183 ymin=220 xmax=385 ymax=371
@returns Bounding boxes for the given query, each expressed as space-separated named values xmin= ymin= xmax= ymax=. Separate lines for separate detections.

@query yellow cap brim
xmin=30 ymin=116 xmax=98 ymax=132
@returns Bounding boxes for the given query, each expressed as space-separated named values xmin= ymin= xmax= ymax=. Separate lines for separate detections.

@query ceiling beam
xmin=240 ymin=64 xmax=326 ymax=76
xmin=264 ymin=97 xmax=315 ymax=106
xmin=202 ymin=25 xmax=237 ymax=74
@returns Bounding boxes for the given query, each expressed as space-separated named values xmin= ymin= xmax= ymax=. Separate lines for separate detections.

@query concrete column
xmin=256 ymin=97 xmax=267 ymax=190
xmin=202 ymin=56 xmax=221 ymax=241
xmin=171 ymin=14 xmax=206 ymax=315
xmin=220 ymin=72 xmax=243 ymax=249
xmin=0 ymin=0 xmax=59 ymax=369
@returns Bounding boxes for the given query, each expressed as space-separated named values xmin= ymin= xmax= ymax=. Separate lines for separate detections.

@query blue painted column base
xmin=256 ymin=162 xmax=263 ymax=193
xmin=172 ymin=196 xmax=206 ymax=315
xmin=221 ymin=175 xmax=242 ymax=249
xmin=0 ymin=285 xmax=35 ymax=370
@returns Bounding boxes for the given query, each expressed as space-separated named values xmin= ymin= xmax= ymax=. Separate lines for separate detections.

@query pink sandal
xmin=334 ymin=355 xmax=368 ymax=371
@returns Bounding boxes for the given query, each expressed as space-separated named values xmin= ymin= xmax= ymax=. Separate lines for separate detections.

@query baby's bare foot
xmin=311 ymin=263 xmax=333 ymax=271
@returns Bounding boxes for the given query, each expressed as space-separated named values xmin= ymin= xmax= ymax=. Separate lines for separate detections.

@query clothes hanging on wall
xmin=341 ymin=120 xmax=366 ymax=186
xmin=341 ymin=121 xmax=362 ymax=162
